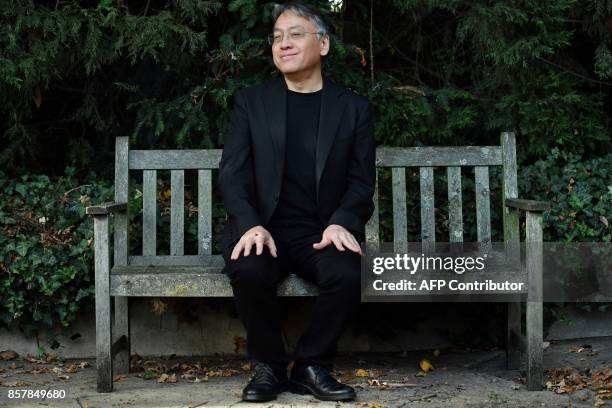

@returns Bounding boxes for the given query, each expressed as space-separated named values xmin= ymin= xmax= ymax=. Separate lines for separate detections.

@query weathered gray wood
xmin=126 ymin=255 xmax=225 ymax=267
xmin=507 ymin=301 xmax=522 ymax=370
xmin=86 ymin=202 xmax=128 ymax=215
xmin=114 ymin=137 xmax=129 ymax=266
xmin=376 ymin=146 xmax=502 ymax=167
xmin=142 ymin=170 xmax=157 ymax=256
xmin=111 ymin=137 xmax=130 ymax=381
xmin=475 ymin=166 xmax=491 ymax=244
xmin=129 ymin=149 xmax=222 ymax=170
xmin=365 ymin=171 xmax=380 ymax=243
xmin=94 ymin=216 xmax=112 ymax=393
xmin=170 ymin=170 xmax=185 ymax=256
xmin=501 ymin=132 xmax=520 ymax=256
xmin=526 ymin=211 xmax=544 ymax=390
xmin=501 ymin=132 xmax=522 ymax=370
xmin=110 ymin=271 xmax=319 ymax=297
xmin=113 ymin=296 xmax=130 ymax=375
xmin=447 ymin=166 xmax=463 ymax=243
xmin=505 ymin=198 xmax=550 ymax=212
xmin=392 ymin=167 xmax=407 ymax=252
xmin=198 ymin=170 xmax=212 ymax=256
xmin=420 ymin=167 xmax=435 ymax=244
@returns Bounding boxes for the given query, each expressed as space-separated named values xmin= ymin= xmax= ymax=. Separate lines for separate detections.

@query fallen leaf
xmin=355 ymin=368 xmax=370 ymax=377
xmin=0 ymin=350 xmax=19 ymax=360
xmin=157 ymin=373 xmax=169 ymax=383
xmin=420 ymin=358 xmax=434 ymax=372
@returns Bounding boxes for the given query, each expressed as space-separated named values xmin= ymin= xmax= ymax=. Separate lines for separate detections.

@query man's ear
xmin=319 ymin=34 xmax=330 ymax=56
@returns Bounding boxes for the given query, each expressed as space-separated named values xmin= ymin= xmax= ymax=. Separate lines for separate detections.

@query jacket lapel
xmin=262 ymin=75 xmax=288 ymax=177
xmin=315 ymin=76 xmax=346 ymax=203
xmin=262 ymin=74 xmax=347 ymax=203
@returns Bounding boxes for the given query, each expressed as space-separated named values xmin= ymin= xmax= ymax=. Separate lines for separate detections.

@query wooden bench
xmin=86 ymin=132 xmax=549 ymax=393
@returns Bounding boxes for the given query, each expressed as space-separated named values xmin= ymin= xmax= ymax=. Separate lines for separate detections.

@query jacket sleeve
xmin=218 ymin=89 xmax=262 ymax=238
xmin=327 ymin=100 xmax=376 ymax=234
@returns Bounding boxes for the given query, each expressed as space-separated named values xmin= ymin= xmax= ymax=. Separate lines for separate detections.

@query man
xmin=218 ymin=2 xmax=375 ymax=402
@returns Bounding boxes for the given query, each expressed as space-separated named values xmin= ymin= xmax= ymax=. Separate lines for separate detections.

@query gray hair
xmin=271 ymin=2 xmax=330 ymax=39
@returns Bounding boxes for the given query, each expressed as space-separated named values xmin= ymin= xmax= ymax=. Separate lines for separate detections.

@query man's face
xmin=271 ymin=11 xmax=329 ymax=75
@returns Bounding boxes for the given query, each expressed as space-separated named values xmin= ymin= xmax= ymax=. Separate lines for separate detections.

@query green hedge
xmin=0 ymin=169 xmax=112 ymax=339
xmin=519 ymin=149 xmax=611 ymax=242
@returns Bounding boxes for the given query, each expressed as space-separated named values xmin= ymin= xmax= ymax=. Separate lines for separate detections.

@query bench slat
xmin=198 ymin=170 xmax=213 ymax=255
xmin=143 ymin=170 xmax=157 ymax=256
xmin=114 ymin=137 xmax=129 ymax=266
xmin=170 ymin=170 xmax=185 ymax=256
xmin=392 ymin=167 xmax=407 ymax=251
xmin=420 ymin=167 xmax=435 ymax=243
xmin=110 ymin=272 xmax=319 ymax=297
xmin=365 ymin=170 xmax=380 ymax=243
xmin=377 ymin=146 xmax=502 ymax=167
xmin=475 ymin=166 xmax=492 ymax=243
xmin=127 ymin=255 xmax=225 ymax=267
xmin=129 ymin=150 xmax=222 ymax=170
xmin=447 ymin=166 xmax=463 ymax=242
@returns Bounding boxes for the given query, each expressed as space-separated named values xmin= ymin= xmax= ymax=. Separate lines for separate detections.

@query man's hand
xmin=313 ymin=224 xmax=363 ymax=255
xmin=230 ymin=225 xmax=278 ymax=260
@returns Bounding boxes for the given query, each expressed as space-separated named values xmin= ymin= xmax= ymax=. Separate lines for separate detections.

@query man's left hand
xmin=313 ymin=224 xmax=363 ymax=255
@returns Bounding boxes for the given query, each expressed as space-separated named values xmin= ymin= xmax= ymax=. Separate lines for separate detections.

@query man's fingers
xmin=231 ymin=239 xmax=245 ymax=260
xmin=243 ymin=237 xmax=255 ymax=257
xmin=313 ymin=237 xmax=330 ymax=249
xmin=331 ymin=235 xmax=345 ymax=251
xmin=255 ymin=235 xmax=264 ymax=255
xmin=266 ymin=237 xmax=278 ymax=258
xmin=341 ymin=234 xmax=358 ymax=252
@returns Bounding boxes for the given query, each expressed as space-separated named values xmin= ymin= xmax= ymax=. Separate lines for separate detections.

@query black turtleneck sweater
xmin=267 ymin=88 xmax=322 ymax=230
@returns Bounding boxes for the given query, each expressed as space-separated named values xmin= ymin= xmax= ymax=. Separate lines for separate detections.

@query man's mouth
xmin=280 ymin=53 xmax=298 ymax=61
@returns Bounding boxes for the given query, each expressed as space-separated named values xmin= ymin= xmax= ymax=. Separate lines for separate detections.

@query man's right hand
xmin=230 ymin=225 xmax=278 ymax=260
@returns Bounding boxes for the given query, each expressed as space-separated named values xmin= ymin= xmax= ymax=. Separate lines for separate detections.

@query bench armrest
xmin=86 ymin=201 xmax=128 ymax=216
xmin=505 ymin=198 xmax=550 ymax=212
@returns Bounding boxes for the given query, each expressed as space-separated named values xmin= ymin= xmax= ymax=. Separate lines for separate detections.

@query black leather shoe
xmin=289 ymin=363 xmax=356 ymax=401
xmin=242 ymin=362 xmax=288 ymax=402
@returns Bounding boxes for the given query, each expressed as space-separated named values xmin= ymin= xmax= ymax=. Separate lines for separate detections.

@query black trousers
xmin=221 ymin=221 xmax=361 ymax=368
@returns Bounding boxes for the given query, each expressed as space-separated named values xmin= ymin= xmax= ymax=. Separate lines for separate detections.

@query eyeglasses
xmin=267 ymin=29 xmax=323 ymax=46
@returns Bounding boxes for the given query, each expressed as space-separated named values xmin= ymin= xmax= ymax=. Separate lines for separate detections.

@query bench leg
xmin=94 ymin=216 xmax=113 ymax=392
xmin=506 ymin=302 xmax=521 ymax=370
xmin=526 ymin=300 xmax=543 ymax=390
xmin=526 ymin=211 xmax=543 ymax=391
xmin=113 ymin=296 xmax=131 ymax=375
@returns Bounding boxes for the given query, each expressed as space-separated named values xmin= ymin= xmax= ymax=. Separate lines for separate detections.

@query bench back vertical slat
xmin=447 ymin=166 xmax=463 ymax=242
xmin=170 ymin=170 xmax=185 ymax=256
xmin=198 ymin=169 xmax=213 ymax=255
xmin=365 ymin=170 xmax=380 ymax=244
xmin=142 ymin=170 xmax=157 ymax=256
xmin=419 ymin=167 xmax=435 ymax=243
xmin=392 ymin=167 xmax=408 ymax=251
xmin=501 ymin=132 xmax=520 ymax=257
xmin=114 ymin=137 xmax=129 ymax=265
xmin=475 ymin=166 xmax=492 ymax=243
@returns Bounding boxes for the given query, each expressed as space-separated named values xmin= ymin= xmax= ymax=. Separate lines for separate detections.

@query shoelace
xmin=250 ymin=362 xmax=278 ymax=384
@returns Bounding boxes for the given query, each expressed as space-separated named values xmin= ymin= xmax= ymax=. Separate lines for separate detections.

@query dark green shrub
xmin=0 ymin=169 xmax=113 ymax=339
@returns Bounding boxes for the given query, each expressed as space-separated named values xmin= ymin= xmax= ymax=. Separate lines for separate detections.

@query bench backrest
xmin=112 ymin=132 xmax=519 ymax=267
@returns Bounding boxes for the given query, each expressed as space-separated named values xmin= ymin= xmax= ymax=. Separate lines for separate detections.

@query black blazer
xmin=219 ymin=73 xmax=376 ymax=251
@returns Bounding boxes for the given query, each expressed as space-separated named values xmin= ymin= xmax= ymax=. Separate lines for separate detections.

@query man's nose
xmin=280 ymin=36 xmax=293 ymax=49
